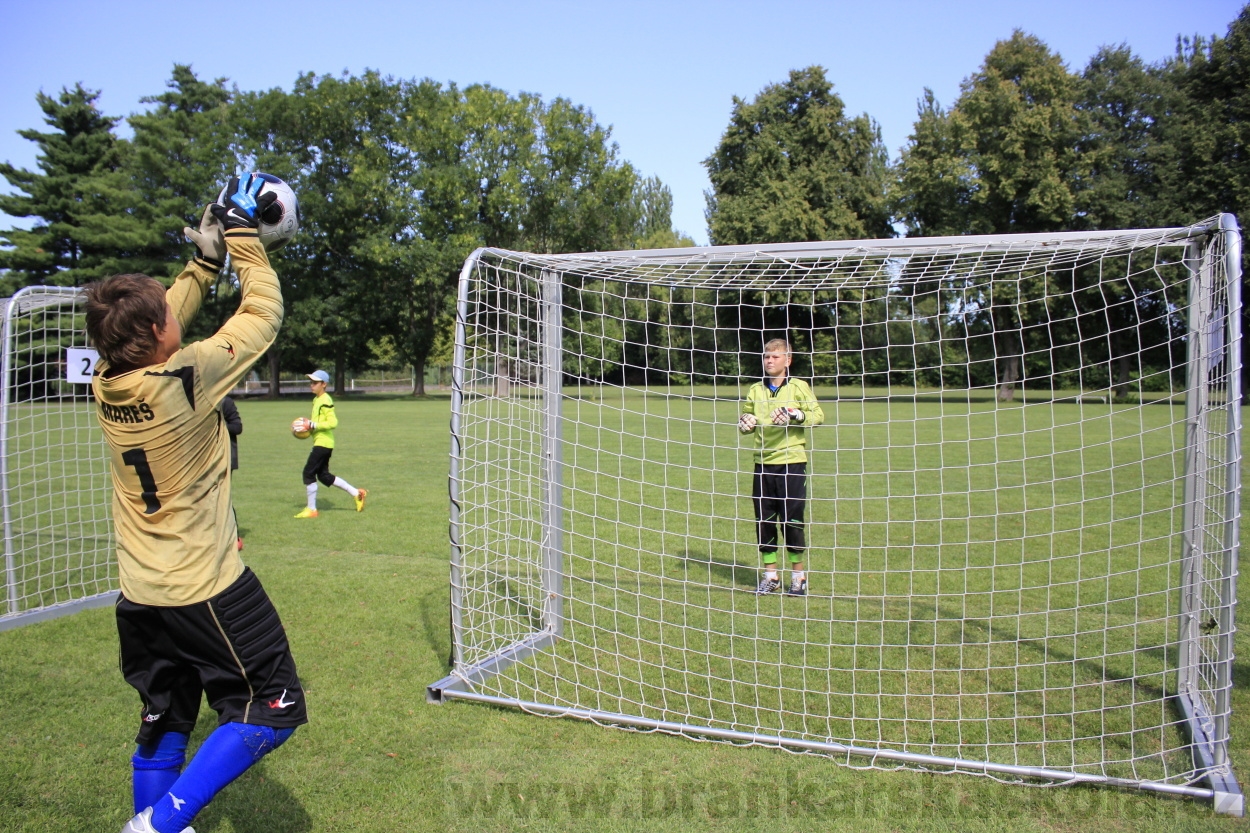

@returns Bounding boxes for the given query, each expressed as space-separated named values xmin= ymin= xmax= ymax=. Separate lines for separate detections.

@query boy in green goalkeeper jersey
xmin=738 ymin=338 xmax=825 ymax=595
xmin=293 ymin=369 xmax=366 ymax=518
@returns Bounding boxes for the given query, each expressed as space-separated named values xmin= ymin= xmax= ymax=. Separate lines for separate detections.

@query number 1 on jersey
xmin=121 ymin=448 xmax=161 ymax=514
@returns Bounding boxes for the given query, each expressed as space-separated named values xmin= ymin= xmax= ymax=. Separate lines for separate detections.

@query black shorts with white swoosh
xmin=116 ymin=567 xmax=308 ymax=744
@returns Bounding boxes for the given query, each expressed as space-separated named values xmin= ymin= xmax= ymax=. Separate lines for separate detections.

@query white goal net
xmin=429 ymin=216 xmax=1243 ymax=813
xmin=0 ymin=286 xmax=113 ymax=631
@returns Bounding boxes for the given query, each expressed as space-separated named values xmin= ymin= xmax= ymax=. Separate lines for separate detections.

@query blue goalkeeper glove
xmin=211 ymin=173 xmax=278 ymax=231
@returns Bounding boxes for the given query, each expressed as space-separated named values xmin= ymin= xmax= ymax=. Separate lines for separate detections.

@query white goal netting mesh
xmin=440 ymin=219 xmax=1241 ymax=795
xmin=0 ymin=287 xmax=113 ymax=628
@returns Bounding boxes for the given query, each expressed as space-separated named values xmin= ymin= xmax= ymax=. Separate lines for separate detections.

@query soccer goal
xmin=428 ymin=215 xmax=1243 ymax=814
xmin=0 ymin=286 xmax=114 ymax=632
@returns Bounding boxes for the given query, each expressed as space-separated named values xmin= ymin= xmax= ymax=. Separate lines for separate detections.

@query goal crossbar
xmin=475 ymin=217 xmax=1220 ymax=265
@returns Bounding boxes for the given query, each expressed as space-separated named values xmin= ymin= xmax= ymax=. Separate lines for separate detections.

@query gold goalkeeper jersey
xmin=92 ymin=232 xmax=283 ymax=606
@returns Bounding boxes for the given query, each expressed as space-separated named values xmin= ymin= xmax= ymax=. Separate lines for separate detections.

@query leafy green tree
xmin=1158 ymin=5 xmax=1250 ymax=386
xmin=127 ymin=65 xmax=235 ymax=277
xmin=437 ymin=83 xmax=681 ymax=387
xmin=1076 ymin=45 xmax=1180 ymax=230
xmin=374 ymin=77 xmax=476 ymax=396
xmin=895 ymin=31 xmax=1086 ymax=237
xmin=121 ymin=65 xmax=245 ymax=350
xmin=521 ymin=96 xmax=645 ymax=253
xmin=632 ymin=176 xmax=694 ymax=249
xmin=0 ymin=85 xmax=160 ymax=289
xmin=893 ymin=32 xmax=1089 ymax=399
xmin=891 ymin=90 xmax=974 ymax=237
xmin=1156 ymin=6 xmax=1250 ymax=221
xmin=232 ymin=72 xmax=402 ymax=395
xmin=704 ymin=66 xmax=891 ymax=245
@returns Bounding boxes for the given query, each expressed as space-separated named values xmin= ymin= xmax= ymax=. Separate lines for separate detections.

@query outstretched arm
xmin=188 ymin=174 xmax=285 ymax=409
xmin=193 ymin=232 xmax=283 ymax=408
xmin=166 ymin=204 xmax=229 ymax=332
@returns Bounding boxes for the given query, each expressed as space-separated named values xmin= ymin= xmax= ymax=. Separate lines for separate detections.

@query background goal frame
xmin=0 ymin=286 xmax=114 ymax=632
xmin=429 ymin=215 xmax=1242 ymax=814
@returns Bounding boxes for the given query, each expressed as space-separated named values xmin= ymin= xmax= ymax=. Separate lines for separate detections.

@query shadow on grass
xmin=195 ymin=764 xmax=312 ymax=832
xmin=418 ymin=584 xmax=452 ymax=671
xmin=675 ymin=548 xmax=757 ymax=590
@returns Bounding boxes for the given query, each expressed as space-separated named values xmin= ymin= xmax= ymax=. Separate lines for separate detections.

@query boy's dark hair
xmin=83 ymin=274 xmax=167 ymax=369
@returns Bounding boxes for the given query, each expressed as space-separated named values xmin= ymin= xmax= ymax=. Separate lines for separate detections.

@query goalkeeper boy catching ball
xmin=738 ymin=338 xmax=824 ymax=595
xmin=292 ymin=369 xmax=366 ymax=517
xmin=85 ymin=174 xmax=307 ymax=833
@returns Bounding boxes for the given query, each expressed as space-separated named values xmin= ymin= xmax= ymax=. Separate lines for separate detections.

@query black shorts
xmin=303 ymin=445 xmax=335 ymax=486
xmin=752 ymin=462 xmax=808 ymax=553
xmin=116 ymin=567 xmax=308 ymax=744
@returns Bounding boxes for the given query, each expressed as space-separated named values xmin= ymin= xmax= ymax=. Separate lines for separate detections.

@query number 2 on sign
xmin=121 ymin=448 xmax=160 ymax=514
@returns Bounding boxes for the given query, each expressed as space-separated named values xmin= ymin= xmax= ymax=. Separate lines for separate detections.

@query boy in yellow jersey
xmin=738 ymin=338 xmax=825 ymax=595
xmin=87 ymin=174 xmax=306 ymax=833
xmin=292 ymin=369 xmax=366 ymax=518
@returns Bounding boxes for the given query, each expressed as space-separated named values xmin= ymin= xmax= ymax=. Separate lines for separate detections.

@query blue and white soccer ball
xmin=217 ymin=172 xmax=300 ymax=252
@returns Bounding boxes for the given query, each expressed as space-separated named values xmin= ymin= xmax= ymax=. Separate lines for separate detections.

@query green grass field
xmin=456 ymin=392 xmax=1197 ymax=777
xmin=0 ymin=395 xmax=1247 ymax=832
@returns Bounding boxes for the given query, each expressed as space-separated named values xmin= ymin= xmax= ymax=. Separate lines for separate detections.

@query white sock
xmin=332 ymin=477 xmax=359 ymax=497
xmin=792 ymin=571 xmax=805 ymax=582
xmin=306 ymin=483 xmax=318 ymax=510
xmin=764 ymin=569 xmax=778 ymax=581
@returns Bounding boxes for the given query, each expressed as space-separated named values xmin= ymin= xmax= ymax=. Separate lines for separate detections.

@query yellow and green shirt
xmin=92 ymin=232 xmax=283 ymax=606
xmin=741 ymin=376 xmax=825 ymax=465
xmin=309 ymin=392 xmax=338 ymax=449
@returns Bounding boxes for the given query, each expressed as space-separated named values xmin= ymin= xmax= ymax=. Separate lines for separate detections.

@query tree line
xmin=706 ymin=11 xmax=1250 ymax=243
xmin=0 ymin=70 xmax=691 ymax=394
xmin=702 ymin=9 xmax=1250 ymax=395
xmin=2 ymin=6 xmax=1248 ymax=395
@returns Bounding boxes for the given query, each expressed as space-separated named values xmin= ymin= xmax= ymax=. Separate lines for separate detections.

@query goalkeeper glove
xmin=738 ymin=413 xmax=757 ymax=433
xmin=783 ymin=407 xmax=805 ymax=424
xmin=184 ymin=204 xmax=226 ymax=267
xmin=211 ymin=173 xmax=279 ymax=231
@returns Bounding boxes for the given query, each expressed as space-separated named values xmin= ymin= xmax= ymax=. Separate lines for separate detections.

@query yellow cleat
xmin=354 ymin=488 xmax=368 ymax=512
xmin=294 ymin=508 xmax=319 ymax=519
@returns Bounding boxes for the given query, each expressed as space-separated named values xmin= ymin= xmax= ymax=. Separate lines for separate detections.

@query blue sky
xmin=0 ymin=0 xmax=1244 ymax=245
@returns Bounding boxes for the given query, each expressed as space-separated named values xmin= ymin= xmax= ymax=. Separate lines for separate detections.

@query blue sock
xmin=148 ymin=723 xmax=294 ymax=833
xmin=132 ymin=731 xmax=189 ymax=814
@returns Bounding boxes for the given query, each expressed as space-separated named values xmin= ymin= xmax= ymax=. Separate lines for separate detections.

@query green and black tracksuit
xmin=741 ymin=376 xmax=825 ymax=562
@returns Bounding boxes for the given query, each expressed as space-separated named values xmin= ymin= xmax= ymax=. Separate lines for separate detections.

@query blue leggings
xmin=135 ymin=723 xmax=294 ymax=832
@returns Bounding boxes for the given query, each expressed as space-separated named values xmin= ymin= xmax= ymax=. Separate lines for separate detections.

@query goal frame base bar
xmin=427 ymin=638 xmax=1242 ymax=817
xmin=427 ymin=629 xmax=556 ymax=704
xmin=1179 ymin=688 xmax=1245 ymax=816
xmin=429 ymin=678 xmax=1225 ymax=807
xmin=0 ymin=590 xmax=115 ymax=633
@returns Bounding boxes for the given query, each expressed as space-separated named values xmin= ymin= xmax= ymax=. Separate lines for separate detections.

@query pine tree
xmin=0 ymin=84 xmax=160 ymax=289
